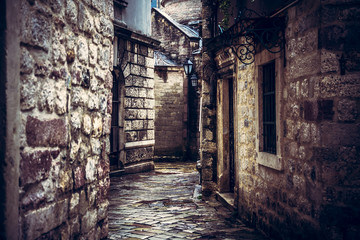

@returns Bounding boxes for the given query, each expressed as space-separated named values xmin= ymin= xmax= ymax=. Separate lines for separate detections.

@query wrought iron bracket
xmin=207 ymin=8 xmax=286 ymax=65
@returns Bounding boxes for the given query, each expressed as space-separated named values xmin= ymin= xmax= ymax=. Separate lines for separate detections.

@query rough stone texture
xmin=154 ymin=67 xmax=186 ymax=158
xmin=161 ymin=0 xmax=202 ymax=31
xmin=200 ymin=0 xmax=360 ymax=239
xmin=18 ymin=0 xmax=113 ymax=239
xmin=26 ymin=116 xmax=67 ymax=147
xmin=152 ymin=8 xmax=200 ymax=66
xmin=114 ymin=35 xmax=157 ymax=168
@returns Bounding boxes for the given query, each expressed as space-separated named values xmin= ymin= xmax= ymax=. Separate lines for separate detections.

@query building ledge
xmin=114 ymin=23 xmax=160 ymax=48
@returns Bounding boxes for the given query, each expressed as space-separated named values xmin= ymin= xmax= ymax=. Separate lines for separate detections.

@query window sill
xmin=257 ymin=152 xmax=283 ymax=171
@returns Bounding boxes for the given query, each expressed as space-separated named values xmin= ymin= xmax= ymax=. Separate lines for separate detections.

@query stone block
xmin=321 ymin=50 xmax=339 ymax=73
xmin=97 ymin=177 xmax=110 ymax=204
xmin=90 ymin=137 xmax=102 ymax=155
xmin=144 ymin=99 xmax=155 ymax=109
xmin=126 ymin=131 xmax=138 ymax=142
xmin=147 ymin=130 xmax=155 ymax=140
xmin=86 ymin=156 xmax=98 ymax=182
xmin=146 ymin=88 xmax=155 ymax=99
xmin=138 ymin=109 xmax=147 ymax=119
xmin=147 ymin=109 xmax=155 ymax=119
xmin=92 ymin=0 xmax=106 ymax=13
xmin=38 ymin=80 xmax=56 ymax=112
xmin=88 ymin=92 xmax=100 ymax=110
xmin=321 ymin=123 xmax=360 ymax=146
xmin=20 ymin=47 xmax=34 ymax=74
xmin=132 ymin=120 xmax=144 ymax=130
xmin=78 ymin=2 xmax=94 ymax=34
xmin=97 ymin=202 xmax=108 ymax=222
xmin=70 ymin=192 xmax=80 ymax=217
xmin=72 ymin=87 xmax=88 ymax=107
xmin=74 ymin=166 xmax=86 ymax=189
xmin=337 ymin=98 xmax=357 ymax=122
xmin=81 ymin=209 xmax=97 ymax=233
xmin=132 ymin=76 xmax=144 ymax=87
xmin=77 ymin=36 xmax=89 ymax=64
xmin=131 ymin=98 xmax=145 ymax=108
xmin=98 ymin=45 xmax=110 ymax=69
xmin=99 ymin=94 xmax=108 ymax=114
xmin=126 ymin=147 xmax=154 ymax=163
xmin=138 ymin=88 xmax=147 ymax=98
xmin=125 ymin=109 xmax=137 ymax=119
xmin=23 ymin=199 xmax=69 ymax=240
xmin=140 ymin=45 xmax=148 ymax=56
xmin=104 ymin=71 xmax=113 ymax=89
xmin=125 ymin=87 xmax=139 ymax=97
xmin=131 ymin=64 xmax=140 ymax=75
xmin=318 ymin=100 xmax=334 ymax=121
xmin=102 ymin=116 xmax=111 ymax=135
xmin=26 ymin=116 xmax=67 ymax=147
xmin=83 ymin=114 xmax=92 ymax=135
xmin=66 ymin=0 xmax=78 ymax=25
xmin=145 ymin=57 xmax=154 ymax=68
xmin=92 ymin=114 xmax=103 ymax=137
xmin=89 ymin=43 xmax=97 ymax=66
xmin=98 ymin=155 xmax=110 ymax=179
xmin=20 ymin=75 xmax=38 ymax=110
xmin=303 ymin=101 xmax=318 ymax=121
xmin=20 ymin=150 xmax=58 ymax=186
xmin=21 ymin=11 xmax=51 ymax=51
xmin=107 ymin=92 xmax=112 ymax=114
xmin=300 ymin=122 xmax=311 ymax=143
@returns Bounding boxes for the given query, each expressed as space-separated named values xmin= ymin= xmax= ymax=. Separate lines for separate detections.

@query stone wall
xmin=152 ymin=9 xmax=199 ymax=65
xmin=201 ymin=0 xmax=360 ymax=239
xmin=161 ymin=0 xmax=202 ymax=29
xmin=154 ymin=66 xmax=186 ymax=159
xmin=18 ymin=0 xmax=113 ymax=238
xmin=114 ymin=32 xmax=156 ymax=168
xmin=200 ymin=0 xmax=218 ymax=196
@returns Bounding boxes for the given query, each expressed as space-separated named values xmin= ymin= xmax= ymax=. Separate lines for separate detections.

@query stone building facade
xmin=154 ymin=64 xmax=187 ymax=159
xmin=200 ymin=0 xmax=360 ymax=239
xmin=1 ymin=0 xmax=157 ymax=239
xmin=111 ymin=0 xmax=159 ymax=173
xmin=152 ymin=4 xmax=201 ymax=161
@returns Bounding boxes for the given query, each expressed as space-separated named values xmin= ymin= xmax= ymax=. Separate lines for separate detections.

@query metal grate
xmin=262 ymin=61 xmax=276 ymax=154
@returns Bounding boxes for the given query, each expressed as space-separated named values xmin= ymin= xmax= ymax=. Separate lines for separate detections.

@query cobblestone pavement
xmin=108 ymin=162 xmax=270 ymax=240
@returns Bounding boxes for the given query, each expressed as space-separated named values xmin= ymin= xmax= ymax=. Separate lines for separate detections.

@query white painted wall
xmin=123 ymin=0 xmax=151 ymax=36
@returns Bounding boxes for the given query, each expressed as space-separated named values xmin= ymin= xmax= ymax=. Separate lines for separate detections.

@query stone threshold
xmin=110 ymin=161 xmax=155 ymax=177
xmin=216 ymin=191 xmax=237 ymax=212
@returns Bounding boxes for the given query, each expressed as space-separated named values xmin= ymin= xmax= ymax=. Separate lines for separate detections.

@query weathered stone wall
xmin=161 ymin=0 xmax=202 ymax=28
xmin=115 ymin=35 xmax=156 ymax=167
xmin=18 ymin=0 xmax=113 ymax=238
xmin=154 ymin=67 xmax=186 ymax=158
xmin=200 ymin=0 xmax=218 ymax=196
xmin=152 ymin=9 xmax=199 ymax=65
xmin=202 ymin=0 xmax=360 ymax=239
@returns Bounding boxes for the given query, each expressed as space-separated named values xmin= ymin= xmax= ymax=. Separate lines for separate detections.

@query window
xmin=255 ymin=53 xmax=283 ymax=171
xmin=262 ymin=61 xmax=276 ymax=154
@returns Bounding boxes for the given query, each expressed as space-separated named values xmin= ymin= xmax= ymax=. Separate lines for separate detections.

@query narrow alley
xmin=108 ymin=162 xmax=269 ymax=240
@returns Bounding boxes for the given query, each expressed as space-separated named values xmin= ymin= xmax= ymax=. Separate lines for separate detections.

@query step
xmin=216 ymin=191 xmax=237 ymax=212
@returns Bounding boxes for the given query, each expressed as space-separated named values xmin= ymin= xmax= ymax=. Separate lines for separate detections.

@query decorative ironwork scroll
xmin=212 ymin=8 xmax=285 ymax=65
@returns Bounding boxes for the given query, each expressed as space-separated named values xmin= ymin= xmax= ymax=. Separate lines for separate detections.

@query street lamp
xmin=183 ymin=58 xmax=193 ymax=76
xmin=190 ymin=73 xmax=198 ymax=87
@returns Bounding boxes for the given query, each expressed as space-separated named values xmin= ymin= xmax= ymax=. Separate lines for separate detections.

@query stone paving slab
xmin=108 ymin=162 xmax=270 ymax=240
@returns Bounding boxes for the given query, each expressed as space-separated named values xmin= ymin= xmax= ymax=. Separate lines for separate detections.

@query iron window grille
xmin=262 ymin=61 xmax=276 ymax=154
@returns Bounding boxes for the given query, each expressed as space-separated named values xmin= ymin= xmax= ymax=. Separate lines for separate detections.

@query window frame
xmin=255 ymin=51 xmax=283 ymax=171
